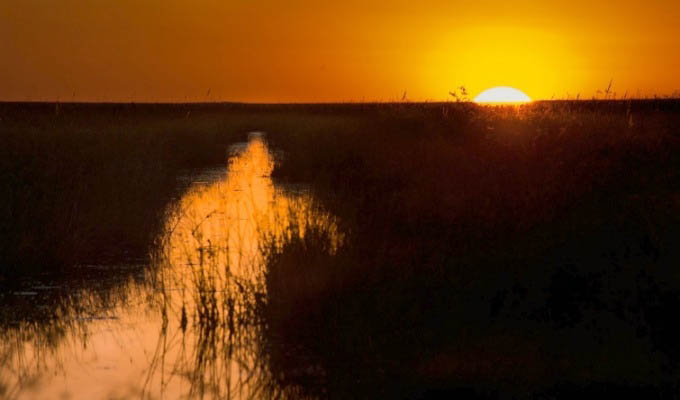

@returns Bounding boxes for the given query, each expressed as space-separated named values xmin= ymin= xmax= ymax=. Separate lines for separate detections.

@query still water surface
xmin=0 ymin=134 xmax=338 ymax=399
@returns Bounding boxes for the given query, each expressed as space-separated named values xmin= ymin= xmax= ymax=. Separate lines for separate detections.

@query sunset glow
xmin=1 ymin=1 xmax=679 ymax=102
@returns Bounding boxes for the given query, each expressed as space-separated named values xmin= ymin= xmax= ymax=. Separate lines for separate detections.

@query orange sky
xmin=1 ymin=0 xmax=679 ymax=102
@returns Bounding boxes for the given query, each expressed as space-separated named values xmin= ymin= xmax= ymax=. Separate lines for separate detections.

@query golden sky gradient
xmin=1 ymin=0 xmax=679 ymax=102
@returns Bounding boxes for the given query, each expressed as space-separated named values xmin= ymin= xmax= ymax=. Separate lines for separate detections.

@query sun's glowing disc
xmin=474 ymin=87 xmax=532 ymax=104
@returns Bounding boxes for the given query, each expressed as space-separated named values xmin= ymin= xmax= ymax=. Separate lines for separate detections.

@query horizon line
xmin=2 ymin=97 xmax=680 ymax=106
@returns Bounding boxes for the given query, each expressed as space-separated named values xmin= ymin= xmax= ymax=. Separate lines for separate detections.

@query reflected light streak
xmin=0 ymin=134 xmax=340 ymax=399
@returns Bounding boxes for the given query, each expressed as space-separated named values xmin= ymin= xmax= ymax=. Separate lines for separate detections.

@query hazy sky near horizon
xmin=1 ymin=0 xmax=679 ymax=102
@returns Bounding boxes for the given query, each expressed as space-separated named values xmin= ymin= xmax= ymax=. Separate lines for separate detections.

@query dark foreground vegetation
xmin=1 ymin=100 xmax=680 ymax=398
xmin=260 ymin=100 xmax=680 ymax=398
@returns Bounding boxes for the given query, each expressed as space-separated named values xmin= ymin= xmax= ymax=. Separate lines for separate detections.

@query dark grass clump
xmin=259 ymin=100 xmax=680 ymax=398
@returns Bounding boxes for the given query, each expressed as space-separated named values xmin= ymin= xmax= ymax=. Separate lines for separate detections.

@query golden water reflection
xmin=0 ymin=134 xmax=340 ymax=399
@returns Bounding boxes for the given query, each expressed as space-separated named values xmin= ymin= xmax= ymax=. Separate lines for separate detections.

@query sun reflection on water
xmin=0 ymin=134 xmax=340 ymax=399
xmin=166 ymin=133 xmax=340 ymax=283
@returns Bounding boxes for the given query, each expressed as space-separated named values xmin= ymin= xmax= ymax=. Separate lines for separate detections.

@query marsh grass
xmin=257 ymin=100 xmax=680 ymax=397
xmin=2 ymin=100 xmax=679 ymax=397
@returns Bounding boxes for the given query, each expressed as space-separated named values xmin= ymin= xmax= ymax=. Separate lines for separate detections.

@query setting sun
xmin=474 ymin=87 xmax=532 ymax=104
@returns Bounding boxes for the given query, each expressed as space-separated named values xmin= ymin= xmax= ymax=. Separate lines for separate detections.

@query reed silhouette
xmin=260 ymin=100 xmax=680 ymax=397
